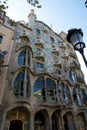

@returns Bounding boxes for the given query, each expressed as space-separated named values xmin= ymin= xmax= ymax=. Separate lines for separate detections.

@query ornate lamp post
xmin=85 ymin=0 xmax=87 ymax=7
xmin=67 ymin=28 xmax=87 ymax=67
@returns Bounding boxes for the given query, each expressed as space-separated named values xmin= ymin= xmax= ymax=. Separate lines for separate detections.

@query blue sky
xmin=6 ymin=0 xmax=87 ymax=83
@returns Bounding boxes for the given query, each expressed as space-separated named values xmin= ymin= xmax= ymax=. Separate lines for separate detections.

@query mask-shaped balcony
xmin=35 ymin=39 xmax=44 ymax=49
xmin=15 ymin=35 xmax=32 ymax=51
xmin=34 ymin=52 xmax=44 ymax=62
xmin=52 ymin=68 xmax=62 ymax=79
xmin=62 ymin=52 xmax=68 ymax=59
xmin=52 ymin=49 xmax=59 ymax=56
xmin=20 ymin=34 xmax=30 ymax=43
xmin=59 ymin=43 xmax=66 ymax=49
xmin=53 ymin=60 xmax=61 ymax=68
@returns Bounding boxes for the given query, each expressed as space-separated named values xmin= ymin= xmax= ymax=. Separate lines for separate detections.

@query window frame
xmin=13 ymin=69 xmax=30 ymax=97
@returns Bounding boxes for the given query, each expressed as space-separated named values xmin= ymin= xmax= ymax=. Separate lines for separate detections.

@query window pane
xmin=26 ymin=71 xmax=30 ymax=97
xmin=50 ymin=36 xmax=54 ymax=43
xmin=14 ymin=70 xmax=30 ymax=97
xmin=27 ymin=50 xmax=30 ymax=66
xmin=46 ymin=78 xmax=56 ymax=102
xmin=46 ymin=78 xmax=55 ymax=87
xmin=34 ymin=77 xmax=45 ymax=101
xmin=14 ymin=71 xmax=25 ymax=96
xmin=62 ymin=84 xmax=71 ymax=104
xmin=69 ymin=70 xmax=76 ymax=83
xmin=81 ymin=88 xmax=87 ymax=103
xmin=36 ymin=28 xmax=40 ymax=36
xmin=73 ymin=86 xmax=82 ymax=106
xmin=0 ymin=35 xmax=3 ymax=43
xmin=18 ymin=50 xmax=26 ymax=66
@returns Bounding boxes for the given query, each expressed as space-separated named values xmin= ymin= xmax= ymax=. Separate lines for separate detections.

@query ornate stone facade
xmin=0 ymin=10 xmax=87 ymax=130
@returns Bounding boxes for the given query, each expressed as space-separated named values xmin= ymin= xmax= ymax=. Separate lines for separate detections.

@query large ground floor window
xmin=9 ymin=120 xmax=23 ymax=130
xmin=4 ymin=107 xmax=29 ymax=130
xmin=34 ymin=112 xmax=45 ymax=130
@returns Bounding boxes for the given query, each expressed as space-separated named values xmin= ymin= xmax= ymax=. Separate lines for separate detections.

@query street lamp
xmin=67 ymin=28 xmax=87 ymax=67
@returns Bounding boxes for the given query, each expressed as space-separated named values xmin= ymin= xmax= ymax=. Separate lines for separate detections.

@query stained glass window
xmin=46 ymin=78 xmax=56 ymax=102
xmin=34 ymin=77 xmax=45 ymax=101
xmin=26 ymin=71 xmax=30 ymax=97
xmin=73 ymin=86 xmax=82 ymax=106
xmin=18 ymin=50 xmax=26 ymax=66
xmin=69 ymin=70 xmax=76 ymax=83
xmin=18 ymin=49 xmax=30 ymax=66
xmin=14 ymin=70 xmax=30 ymax=97
xmin=61 ymin=83 xmax=71 ymax=105
xmin=46 ymin=78 xmax=55 ymax=87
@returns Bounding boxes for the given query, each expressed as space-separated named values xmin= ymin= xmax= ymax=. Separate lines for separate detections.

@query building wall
xmin=0 ymin=11 xmax=14 ymax=106
xmin=0 ymin=10 xmax=87 ymax=130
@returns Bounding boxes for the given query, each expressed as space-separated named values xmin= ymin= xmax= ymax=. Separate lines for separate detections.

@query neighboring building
xmin=0 ymin=9 xmax=87 ymax=130
xmin=0 ymin=9 xmax=14 ymax=106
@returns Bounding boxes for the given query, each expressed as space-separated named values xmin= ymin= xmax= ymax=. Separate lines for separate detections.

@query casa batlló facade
xmin=0 ymin=9 xmax=87 ymax=130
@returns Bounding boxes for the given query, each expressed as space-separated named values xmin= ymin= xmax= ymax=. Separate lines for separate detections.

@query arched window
xmin=5 ymin=107 xmax=29 ymax=130
xmin=52 ymin=111 xmax=61 ymax=130
xmin=52 ymin=114 xmax=58 ymax=130
xmin=46 ymin=78 xmax=56 ymax=102
xmin=50 ymin=36 xmax=54 ymax=43
xmin=73 ymin=85 xmax=82 ymax=106
xmin=18 ymin=49 xmax=30 ymax=66
xmin=34 ymin=77 xmax=45 ymax=101
xmin=81 ymin=88 xmax=87 ymax=104
xmin=36 ymin=28 xmax=41 ymax=36
xmin=14 ymin=70 xmax=30 ymax=97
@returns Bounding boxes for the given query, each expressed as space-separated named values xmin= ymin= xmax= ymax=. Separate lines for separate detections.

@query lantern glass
xmin=69 ymin=32 xmax=85 ymax=50
xmin=69 ymin=33 xmax=83 ymax=46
